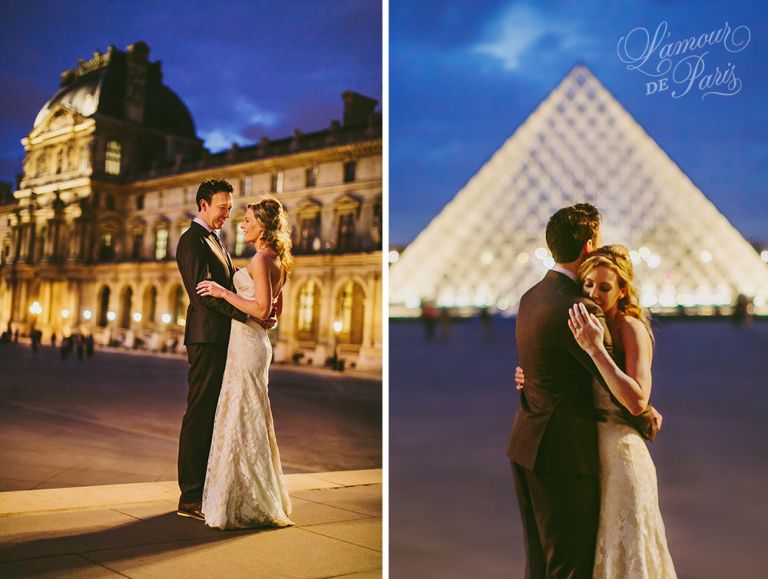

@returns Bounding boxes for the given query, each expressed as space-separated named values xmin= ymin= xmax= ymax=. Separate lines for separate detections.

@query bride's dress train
xmin=202 ymin=268 xmax=293 ymax=529
xmin=593 ymin=357 xmax=676 ymax=578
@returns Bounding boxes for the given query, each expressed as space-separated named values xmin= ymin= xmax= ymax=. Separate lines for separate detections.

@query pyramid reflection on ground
xmin=390 ymin=65 xmax=768 ymax=316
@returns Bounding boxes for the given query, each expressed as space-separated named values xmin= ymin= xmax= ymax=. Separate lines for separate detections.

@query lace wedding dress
xmin=202 ymin=268 xmax=293 ymax=529
xmin=593 ymin=352 xmax=676 ymax=578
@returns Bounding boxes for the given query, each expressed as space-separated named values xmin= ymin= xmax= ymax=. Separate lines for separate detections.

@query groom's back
xmin=508 ymin=271 xmax=600 ymax=475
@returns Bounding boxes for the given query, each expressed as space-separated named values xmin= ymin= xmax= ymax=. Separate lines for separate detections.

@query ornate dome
xmin=33 ymin=43 xmax=196 ymax=139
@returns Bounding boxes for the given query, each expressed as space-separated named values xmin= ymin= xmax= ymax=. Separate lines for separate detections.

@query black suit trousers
xmin=512 ymin=462 xmax=599 ymax=579
xmin=178 ymin=343 xmax=228 ymax=503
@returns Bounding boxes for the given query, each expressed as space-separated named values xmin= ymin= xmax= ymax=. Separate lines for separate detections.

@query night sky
xmin=0 ymin=0 xmax=381 ymax=185
xmin=391 ymin=0 xmax=768 ymax=245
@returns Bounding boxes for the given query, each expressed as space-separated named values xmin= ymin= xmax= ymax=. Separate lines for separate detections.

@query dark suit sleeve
xmin=176 ymin=234 xmax=248 ymax=323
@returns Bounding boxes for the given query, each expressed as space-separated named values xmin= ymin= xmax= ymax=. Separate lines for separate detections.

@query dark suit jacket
xmin=176 ymin=220 xmax=248 ymax=345
xmin=508 ymin=270 xmax=612 ymax=475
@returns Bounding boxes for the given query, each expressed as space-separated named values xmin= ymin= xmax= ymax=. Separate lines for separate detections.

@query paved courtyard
xmin=0 ymin=344 xmax=381 ymax=491
xmin=390 ymin=317 xmax=768 ymax=579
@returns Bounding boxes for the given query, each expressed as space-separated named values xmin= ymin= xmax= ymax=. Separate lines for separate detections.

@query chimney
xmin=124 ymin=42 xmax=150 ymax=123
xmin=341 ymin=91 xmax=378 ymax=128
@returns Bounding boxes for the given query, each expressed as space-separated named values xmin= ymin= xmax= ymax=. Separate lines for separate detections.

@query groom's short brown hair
xmin=196 ymin=178 xmax=233 ymax=210
xmin=545 ymin=203 xmax=601 ymax=263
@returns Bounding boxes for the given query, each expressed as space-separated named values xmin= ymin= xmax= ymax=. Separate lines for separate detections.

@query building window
xmin=143 ymin=286 xmax=157 ymax=326
xmin=105 ymin=194 xmax=116 ymax=211
xmin=172 ymin=285 xmax=185 ymax=326
xmin=343 ymin=160 xmax=356 ymax=183
xmin=136 ymin=195 xmax=144 ymax=210
xmin=79 ymin=142 xmax=90 ymax=171
xmin=158 ymin=191 xmax=166 ymax=208
xmin=336 ymin=212 xmax=356 ymax=251
xmin=105 ymin=140 xmax=121 ymax=175
xmin=299 ymin=214 xmax=321 ymax=252
xmin=36 ymin=151 xmax=47 ymax=176
xmin=185 ymin=187 xmax=195 ymax=205
xmin=372 ymin=197 xmax=382 ymax=245
xmin=335 ymin=280 xmax=365 ymax=345
xmin=271 ymin=171 xmax=284 ymax=193
xmin=119 ymin=286 xmax=133 ymax=329
xmin=297 ymin=281 xmax=320 ymax=340
xmin=243 ymin=177 xmax=252 ymax=197
xmin=56 ymin=149 xmax=64 ymax=174
xmin=155 ymin=227 xmax=168 ymax=260
xmin=98 ymin=232 xmax=115 ymax=261
xmin=306 ymin=166 xmax=318 ymax=188
xmin=233 ymin=226 xmax=246 ymax=256
xmin=131 ymin=232 xmax=143 ymax=259
xmin=97 ymin=286 xmax=111 ymax=327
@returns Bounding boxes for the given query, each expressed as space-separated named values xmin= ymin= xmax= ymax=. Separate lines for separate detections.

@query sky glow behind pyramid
xmin=390 ymin=66 xmax=768 ymax=316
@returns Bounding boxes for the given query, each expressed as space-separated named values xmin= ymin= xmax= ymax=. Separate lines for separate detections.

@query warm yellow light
xmin=132 ymin=312 xmax=142 ymax=322
xmin=107 ymin=311 xmax=117 ymax=321
xmin=161 ymin=313 xmax=172 ymax=324
xmin=333 ymin=321 xmax=343 ymax=333
xmin=61 ymin=309 xmax=70 ymax=319
xmin=83 ymin=310 xmax=92 ymax=320
xmin=29 ymin=301 xmax=42 ymax=315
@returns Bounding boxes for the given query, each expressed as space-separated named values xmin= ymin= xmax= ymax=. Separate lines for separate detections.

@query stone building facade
xmin=0 ymin=42 xmax=382 ymax=372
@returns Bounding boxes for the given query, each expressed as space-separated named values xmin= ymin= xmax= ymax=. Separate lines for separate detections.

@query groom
xmin=508 ymin=203 xmax=656 ymax=578
xmin=175 ymin=178 xmax=273 ymax=520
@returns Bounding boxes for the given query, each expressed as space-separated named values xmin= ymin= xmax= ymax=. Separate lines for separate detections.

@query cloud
xmin=472 ymin=3 xmax=592 ymax=71
xmin=199 ymin=97 xmax=281 ymax=152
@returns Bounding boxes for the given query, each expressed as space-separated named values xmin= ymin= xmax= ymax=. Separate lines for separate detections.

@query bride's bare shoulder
xmin=619 ymin=316 xmax=652 ymax=349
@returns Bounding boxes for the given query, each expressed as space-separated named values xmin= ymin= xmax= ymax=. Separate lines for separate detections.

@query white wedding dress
xmin=201 ymin=268 xmax=293 ymax=529
xmin=592 ymin=350 xmax=676 ymax=578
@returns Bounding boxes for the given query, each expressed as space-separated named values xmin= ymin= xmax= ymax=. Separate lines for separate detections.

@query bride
xmin=195 ymin=197 xmax=294 ymax=529
xmin=517 ymin=244 xmax=676 ymax=578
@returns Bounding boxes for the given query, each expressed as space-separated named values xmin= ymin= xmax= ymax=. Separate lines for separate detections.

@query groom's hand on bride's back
xmin=515 ymin=366 xmax=525 ymax=391
xmin=651 ymin=406 xmax=663 ymax=432
xmin=256 ymin=306 xmax=279 ymax=329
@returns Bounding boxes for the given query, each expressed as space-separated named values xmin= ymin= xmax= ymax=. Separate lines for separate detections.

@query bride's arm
xmin=196 ymin=254 xmax=274 ymax=320
xmin=568 ymin=303 xmax=653 ymax=416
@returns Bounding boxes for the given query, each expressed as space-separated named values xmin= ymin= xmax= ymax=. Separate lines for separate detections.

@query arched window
xmin=335 ymin=280 xmax=364 ymax=345
xmin=171 ymin=284 xmax=186 ymax=326
xmin=119 ymin=286 xmax=133 ymax=329
xmin=97 ymin=286 xmax=111 ymax=327
xmin=143 ymin=286 xmax=158 ymax=326
xmin=296 ymin=281 xmax=321 ymax=341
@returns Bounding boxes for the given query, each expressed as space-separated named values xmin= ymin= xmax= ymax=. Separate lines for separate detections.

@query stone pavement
xmin=0 ymin=469 xmax=381 ymax=578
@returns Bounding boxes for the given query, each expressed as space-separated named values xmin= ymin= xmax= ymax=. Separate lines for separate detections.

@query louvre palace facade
xmin=0 ymin=42 xmax=382 ymax=372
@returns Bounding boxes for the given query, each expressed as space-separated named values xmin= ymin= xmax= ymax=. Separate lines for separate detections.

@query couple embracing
xmin=509 ymin=203 xmax=676 ymax=578
xmin=175 ymin=178 xmax=293 ymax=529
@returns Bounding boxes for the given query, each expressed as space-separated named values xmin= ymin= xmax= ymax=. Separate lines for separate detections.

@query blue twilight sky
xmin=0 ymin=0 xmax=381 ymax=184
xmin=391 ymin=0 xmax=768 ymax=245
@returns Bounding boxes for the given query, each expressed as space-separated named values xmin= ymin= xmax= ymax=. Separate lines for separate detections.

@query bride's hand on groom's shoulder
xmin=515 ymin=366 xmax=525 ymax=391
xmin=568 ymin=303 xmax=604 ymax=355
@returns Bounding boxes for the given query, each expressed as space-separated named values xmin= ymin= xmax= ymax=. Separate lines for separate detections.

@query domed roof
xmin=33 ymin=43 xmax=196 ymax=139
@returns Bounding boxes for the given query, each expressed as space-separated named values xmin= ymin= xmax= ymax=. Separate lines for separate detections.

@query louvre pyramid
xmin=390 ymin=65 xmax=768 ymax=316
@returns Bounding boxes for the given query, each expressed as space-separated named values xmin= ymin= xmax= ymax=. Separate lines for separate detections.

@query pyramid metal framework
xmin=390 ymin=65 xmax=768 ymax=316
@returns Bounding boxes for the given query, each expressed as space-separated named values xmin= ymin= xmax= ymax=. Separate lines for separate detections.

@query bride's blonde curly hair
xmin=578 ymin=244 xmax=654 ymax=344
xmin=247 ymin=197 xmax=294 ymax=279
